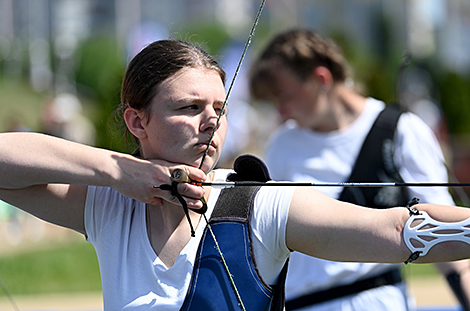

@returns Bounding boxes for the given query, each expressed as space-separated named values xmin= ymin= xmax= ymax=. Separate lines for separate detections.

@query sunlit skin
xmin=124 ymin=67 xmax=228 ymax=267
xmin=269 ymin=63 xmax=366 ymax=132
xmin=1 ymin=49 xmax=470 ymax=288
xmin=270 ymin=63 xmax=325 ymax=127
xmin=125 ymin=67 xmax=228 ymax=174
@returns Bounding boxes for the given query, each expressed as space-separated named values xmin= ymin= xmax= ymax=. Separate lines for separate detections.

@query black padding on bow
xmin=227 ymin=154 xmax=271 ymax=182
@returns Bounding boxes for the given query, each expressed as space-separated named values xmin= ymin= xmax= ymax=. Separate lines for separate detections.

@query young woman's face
xmin=140 ymin=67 xmax=227 ymax=173
xmin=270 ymin=63 xmax=329 ymax=130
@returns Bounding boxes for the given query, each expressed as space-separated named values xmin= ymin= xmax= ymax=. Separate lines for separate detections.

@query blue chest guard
xmin=180 ymin=155 xmax=288 ymax=311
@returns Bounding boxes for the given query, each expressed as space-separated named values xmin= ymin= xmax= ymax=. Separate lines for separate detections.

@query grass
xmin=0 ymin=80 xmax=102 ymax=298
xmin=403 ymin=262 xmax=440 ymax=278
xmin=0 ymin=237 xmax=440 ymax=298
xmin=0 ymin=80 xmax=45 ymax=132
xmin=0 ymin=239 xmax=101 ymax=296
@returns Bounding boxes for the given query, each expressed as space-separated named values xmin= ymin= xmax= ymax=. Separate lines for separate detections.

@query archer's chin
xmin=199 ymin=155 xmax=220 ymax=173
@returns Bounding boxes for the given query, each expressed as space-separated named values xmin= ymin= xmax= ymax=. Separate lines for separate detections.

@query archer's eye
xmin=180 ymin=104 xmax=199 ymax=111
xmin=214 ymin=107 xmax=225 ymax=116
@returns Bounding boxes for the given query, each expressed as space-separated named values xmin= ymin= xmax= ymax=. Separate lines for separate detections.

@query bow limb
xmin=198 ymin=0 xmax=267 ymax=170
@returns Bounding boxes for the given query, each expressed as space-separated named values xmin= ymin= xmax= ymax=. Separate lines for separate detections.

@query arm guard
xmin=403 ymin=210 xmax=470 ymax=263
xmin=403 ymin=198 xmax=470 ymax=310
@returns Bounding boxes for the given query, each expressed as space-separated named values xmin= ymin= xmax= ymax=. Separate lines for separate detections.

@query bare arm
xmin=286 ymin=187 xmax=470 ymax=264
xmin=0 ymin=132 xmax=206 ymax=234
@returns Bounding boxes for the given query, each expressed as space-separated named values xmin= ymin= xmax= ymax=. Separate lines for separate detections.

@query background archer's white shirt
xmin=265 ymin=98 xmax=454 ymax=311
xmin=85 ymin=169 xmax=294 ymax=310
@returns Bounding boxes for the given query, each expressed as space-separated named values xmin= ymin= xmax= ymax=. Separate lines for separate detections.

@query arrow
xmin=187 ymin=181 xmax=470 ymax=188
xmin=155 ymin=169 xmax=470 ymax=189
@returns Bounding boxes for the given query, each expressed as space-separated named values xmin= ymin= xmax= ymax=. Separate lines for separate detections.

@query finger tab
xmin=171 ymin=169 xmax=191 ymax=183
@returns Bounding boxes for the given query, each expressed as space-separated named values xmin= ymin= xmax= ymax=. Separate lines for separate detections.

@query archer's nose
xmin=201 ymin=106 xmax=220 ymax=133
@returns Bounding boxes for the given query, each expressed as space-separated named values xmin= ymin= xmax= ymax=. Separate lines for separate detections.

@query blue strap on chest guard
xmin=180 ymin=154 xmax=288 ymax=311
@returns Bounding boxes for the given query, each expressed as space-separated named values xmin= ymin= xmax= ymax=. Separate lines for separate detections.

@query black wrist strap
xmin=160 ymin=182 xmax=197 ymax=237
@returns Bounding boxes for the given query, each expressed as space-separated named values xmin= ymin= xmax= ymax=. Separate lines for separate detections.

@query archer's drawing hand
xmin=111 ymin=155 xmax=206 ymax=209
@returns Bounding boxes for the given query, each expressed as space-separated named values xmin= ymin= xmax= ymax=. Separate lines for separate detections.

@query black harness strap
xmin=285 ymin=269 xmax=402 ymax=309
xmin=339 ymin=104 xmax=409 ymax=208
xmin=287 ymin=106 xmax=408 ymax=310
xmin=447 ymin=271 xmax=470 ymax=311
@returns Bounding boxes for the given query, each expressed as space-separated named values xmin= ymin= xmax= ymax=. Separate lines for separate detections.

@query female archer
xmin=1 ymin=39 xmax=470 ymax=310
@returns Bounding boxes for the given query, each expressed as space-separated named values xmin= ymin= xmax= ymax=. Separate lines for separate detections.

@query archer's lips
xmin=197 ymin=141 xmax=217 ymax=151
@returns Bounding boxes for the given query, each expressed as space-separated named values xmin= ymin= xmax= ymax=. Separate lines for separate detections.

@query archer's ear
xmin=313 ymin=66 xmax=334 ymax=88
xmin=124 ymin=107 xmax=148 ymax=139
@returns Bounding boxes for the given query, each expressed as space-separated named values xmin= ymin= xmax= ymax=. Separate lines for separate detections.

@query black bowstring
xmin=190 ymin=2 xmax=267 ymax=310
xmin=198 ymin=0 xmax=266 ymax=171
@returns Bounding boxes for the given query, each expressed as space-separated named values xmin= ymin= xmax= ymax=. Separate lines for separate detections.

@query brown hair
xmin=115 ymin=39 xmax=226 ymax=156
xmin=250 ymin=29 xmax=349 ymax=100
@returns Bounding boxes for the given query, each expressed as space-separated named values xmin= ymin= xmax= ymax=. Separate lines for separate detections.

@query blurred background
xmin=0 ymin=0 xmax=469 ymax=310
